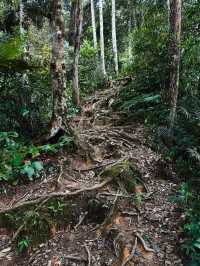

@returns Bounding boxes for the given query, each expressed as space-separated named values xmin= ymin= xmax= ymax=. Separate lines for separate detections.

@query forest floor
xmin=0 ymin=81 xmax=184 ymax=266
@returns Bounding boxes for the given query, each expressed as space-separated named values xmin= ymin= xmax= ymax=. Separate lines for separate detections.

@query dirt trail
xmin=0 ymin=82 xmax=183 ymax=266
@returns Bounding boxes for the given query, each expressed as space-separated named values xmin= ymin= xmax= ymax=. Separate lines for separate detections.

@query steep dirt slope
xmin=0 ymin=82 xmax=183 ymax=266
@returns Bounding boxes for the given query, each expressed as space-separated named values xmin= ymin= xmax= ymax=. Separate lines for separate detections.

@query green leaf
xmin=12 ymin=154 xmax=24 ymax=167
xmin=32 ymin=161 xmax=43 ymax=171
xmin=21 ymin=165 xmax=35 ymax=180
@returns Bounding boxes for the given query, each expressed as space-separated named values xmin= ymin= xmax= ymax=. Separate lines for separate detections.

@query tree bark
xmin=111 ymin=0 xmax=118 ymax=75
xmin=99 ymin=0 xmax=106 ymax=78
xmin=167 ymin=0 xmax=170 ymax=26
xmin=72 ymin=0 xmax=83 ymax=106
xmin=19 ymin=0 xmax=24 ymax=35
xmin=90 ymin=0 xmax=97 ymax=49
xmin=50 ymin=0 xmax=67 ymax=137
xmin=169 ymin=0 xmax=182 ymax=131
xmin=72 ymin=0 xmax=83 ymax=105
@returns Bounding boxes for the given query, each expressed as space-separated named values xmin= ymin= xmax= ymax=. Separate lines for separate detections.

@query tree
xmin=72 ymin=0 xmax=83 ymax=106
xmin=99 ymin=0 xmax=106 ymax=78
xmin=169 ymin=0 xmax=182 ymax=131
xmin=111 ymin=0 xmax=118 ymax=75
xmin=49 ymin=0 xmax=67 ymax=137
xmin=90 ymin=0 xmax=97 ymax=49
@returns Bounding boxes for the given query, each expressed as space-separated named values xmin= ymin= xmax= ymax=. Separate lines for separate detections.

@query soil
xmin=0 ymin=81 xmax=184 ymax=266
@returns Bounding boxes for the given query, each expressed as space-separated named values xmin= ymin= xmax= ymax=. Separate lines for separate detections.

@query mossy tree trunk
xmin=49 ymin=0 xmax=67 ymax=137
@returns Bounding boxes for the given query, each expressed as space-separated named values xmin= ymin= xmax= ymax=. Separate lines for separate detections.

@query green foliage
xmin=79 ymin=40 xmax=103 ymax=95
xmin=121 ymin=9 xmax=169 ymax=92
xmin=134 ymin=192 xmax=142 ymax=210
xmin=0 ymin=34 xmax=22 ymax=61
xmin=48 ymin=199 xmax=65 ymax=216
xmin=172 ymin=183 xmax=200 ymax=264
xmin=1 ymin=199 xmax=68 ymax=250
xmin=0 ymin=131 xmax=73 ymax=184
xmin=0 ymin=131 xmax=43 ymax=183
xmin=18 ymin=237 xmax=30 ymax=253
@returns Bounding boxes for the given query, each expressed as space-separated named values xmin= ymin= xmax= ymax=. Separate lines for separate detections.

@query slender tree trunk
xmin=111 ymin=0 xmax=118 ymax=75
xmin=90 ymin=0 xmax=97 ymax=49
xmin=68 ymin=0 xmax=76 ymax=46
xmin=99 ymin=0 xmax=106 ymax=78
xmin=128 ymin=18 xmax=132 ymax=61
xmin=167 ymin=0 xmax=170 ymax=26
xmin=50 ymin=0 xmax=67 ymax=137
xmin=19 ymin=0 xmax=24 ymax=35
xmin=169 ymin=0 xmax=182 ymax=131
xmin=72 ymin=0 xmax=83 ymax=106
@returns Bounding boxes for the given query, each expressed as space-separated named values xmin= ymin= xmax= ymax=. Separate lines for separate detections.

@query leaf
xmin=32 ymin=161 xmax=43 ymax=171
xmin=21 ymin=165 xmax=35 ymax=180
xmin=51 ymin=224 xmax=57 ymax=239
xmin=12 ymin=154 xmax=24 ymax=167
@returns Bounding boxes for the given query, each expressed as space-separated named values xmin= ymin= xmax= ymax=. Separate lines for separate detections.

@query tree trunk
xmin=19 ymin=0 xmax=24 ymax=35
xmin=169 ymin=0 xmax=182 ymax=131
xmin=72 ymin=0 xmax=83 ymax=106
xmin=99 ymin=0 xmax=106 ymax=78
xmin=68 ymin=0 xmax=76 ymax=46
xmin=90 ymin=0 xmax=97 ymax=49
xmin=167 ymin=0 xmax=170 ymax=26
xmin=111 ymin=0 xmax=118 ymax=75
xmin=50 ymin=0 xmax=67 ymax=137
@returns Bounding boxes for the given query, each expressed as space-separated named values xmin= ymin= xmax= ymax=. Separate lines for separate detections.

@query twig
xmin=84 ymin=243 xmax=91 ymax=266
xmin=121 ymin=211 xmax=138 ymax=216
xmin=65 ymin=255 xmax=87 ymax=262
xmin=122 ymin=236 xmax=138 ymax=266
xmin=135 ymin=232 xmax=155 ymax=253
xmin=74 ymin=211 xmax=88 ymax=230
xmin=0 ymin=177 xmax=113 ymax=214
xmin=98 ymin=192 xmax=132 ymax=198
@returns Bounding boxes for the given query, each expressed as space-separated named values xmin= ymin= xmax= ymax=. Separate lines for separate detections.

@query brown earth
xmin=0 ymin=82 xmax=183 ymax=266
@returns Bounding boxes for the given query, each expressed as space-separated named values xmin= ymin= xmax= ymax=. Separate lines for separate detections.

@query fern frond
xmin=187 ymin=148 xmax=200 ymax=162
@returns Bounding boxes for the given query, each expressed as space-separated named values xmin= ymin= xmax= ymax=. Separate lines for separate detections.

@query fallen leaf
xmin=51 ymin=224 xmax=57 ymax=239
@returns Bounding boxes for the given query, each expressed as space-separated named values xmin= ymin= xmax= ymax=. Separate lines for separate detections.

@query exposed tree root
xmin=122 ymin=236 xmax=138 ymax=266
xmin=0 ymin=177 xmax=113 ymax=215
xmin=84 ymin=243 xmax=91 ymax=266
xmin=135 ymin=232 xmax=155 ymax=253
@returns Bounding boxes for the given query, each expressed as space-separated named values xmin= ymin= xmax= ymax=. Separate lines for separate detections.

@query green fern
xmin=121 ymin=93 xmax=161 ymax=110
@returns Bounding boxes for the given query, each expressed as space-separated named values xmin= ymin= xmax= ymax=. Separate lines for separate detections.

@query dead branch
xmin=0 ymin=178 xmax=113 ymax=215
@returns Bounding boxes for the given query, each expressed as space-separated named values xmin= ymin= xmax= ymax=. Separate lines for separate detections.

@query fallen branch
xmin=0 ymin=177 xmax=113 ymax=215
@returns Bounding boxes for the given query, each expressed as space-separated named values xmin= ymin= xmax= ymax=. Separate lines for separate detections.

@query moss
xmin=101 ymin=160 xmax=142 ymax=193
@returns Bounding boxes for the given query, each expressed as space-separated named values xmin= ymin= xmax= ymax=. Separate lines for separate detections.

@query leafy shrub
xmin=79 ymin=40 xmax=102 ymax=96
xmin=0 ymin=131 xmax=73 ymax=184
xmin=172 ymin=183 xmax=200 ymax=265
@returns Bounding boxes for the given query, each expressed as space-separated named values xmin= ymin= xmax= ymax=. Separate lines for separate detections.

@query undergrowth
xmin=0 ymin=131 xmax=73 ymax=185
